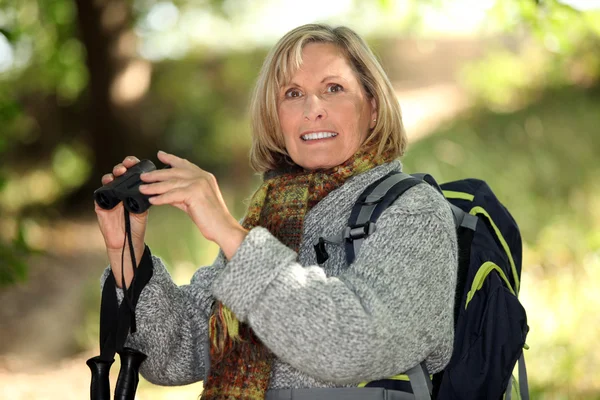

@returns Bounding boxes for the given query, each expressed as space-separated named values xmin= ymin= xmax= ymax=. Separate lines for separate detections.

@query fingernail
xmin=158 ymin=150 xmax=166 ymax=155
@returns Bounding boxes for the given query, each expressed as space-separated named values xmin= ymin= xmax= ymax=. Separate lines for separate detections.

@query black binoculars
xmin=93 ymin=159 xmax=157 ymax=214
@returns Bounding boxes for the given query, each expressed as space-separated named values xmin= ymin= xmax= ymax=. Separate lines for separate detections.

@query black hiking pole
xmin=87 ymin=356 xmax=115 ymax=400
xmin=114 ymin=347 xmax=147 ymax=399
xmin=87 ymin=261 xmax=120 ymax=400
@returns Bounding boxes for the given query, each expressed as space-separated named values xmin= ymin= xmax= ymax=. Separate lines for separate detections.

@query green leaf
xmin=0 ymin=242 xmax=28 ymax=287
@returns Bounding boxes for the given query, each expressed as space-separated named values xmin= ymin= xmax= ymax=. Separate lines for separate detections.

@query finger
xmin=122 ymin=156 xmax=140 ymax=168
xmin=113 ymin=163 xmax=127 ymax=177
xmin=101 ymin=173 xmax=114 ymax=185
xmin=148 ymin=187 xmax=187 ymax=206
xmin=157 ymin=150 xmax=190 ymax=169
xmin=140 ymin=167 xmax=188 ymax=183
xmin=139 ymin=179 xmax=185 ymax=195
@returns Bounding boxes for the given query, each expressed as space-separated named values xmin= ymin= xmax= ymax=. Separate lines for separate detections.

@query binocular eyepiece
xmin=94 ymin=159 xmax=158 ymax=214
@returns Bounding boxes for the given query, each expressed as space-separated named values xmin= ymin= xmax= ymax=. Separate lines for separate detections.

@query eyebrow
xmin=284 ymin=75 xmax=347 ymax=89
xmin=320 ymin=75 xmax=344 ymax=83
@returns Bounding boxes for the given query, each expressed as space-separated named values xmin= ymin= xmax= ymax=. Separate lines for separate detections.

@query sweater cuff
xmin=211 ymin=227 xmax=297 ymax=321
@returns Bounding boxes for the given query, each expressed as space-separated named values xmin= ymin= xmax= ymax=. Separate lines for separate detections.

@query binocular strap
xmin=98 ymin=209 xmax=153 ymax=361
xmin=87 ymin=210 xmax=153 ymax=399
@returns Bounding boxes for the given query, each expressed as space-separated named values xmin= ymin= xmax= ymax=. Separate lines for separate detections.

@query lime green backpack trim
xmin=465 ymin=261 xmax=516 ymax=309
xmin=442 ymin=190 xmax=520 ymax=295
xmin=442 ymin=190 xmax=475 ymax=201
xmin=468 ymin=206 xmax=520 ymax=294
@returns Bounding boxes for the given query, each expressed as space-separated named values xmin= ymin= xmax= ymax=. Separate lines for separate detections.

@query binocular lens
xmin=126 ymin=197 xmax=141 ymax=213
xmin=96 ymin=192 xmax=115 ymax=210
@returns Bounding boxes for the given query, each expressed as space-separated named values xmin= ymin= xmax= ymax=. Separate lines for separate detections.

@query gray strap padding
xmin=410 ymin=173 xmax=443 ymax=195
xmin=519 ymin=353 xmax=529 ymax=400
xmin=505 ymin=374 xmax=513 ymax=400
xmin=265 ymin=387 xmax=416 ymax=400
xmin=410 ymin=173 xmax=427 ymax=181
xmin=461 ymin=213 xmax=479 ymax=231
xmin=350 ymin=173 xmax=412 ymax=258
xmin=356 ymin=172 xmax=413 ymax=225
xmin=504 ymin=353 xmax=529 ymax=400
xmin=364 ymin=172 xmax=414 ymax=204
xmin=449 ymin=203 xmax=478 ymax=231
xmin=350 ymin=225 xmax=373 ymax=263
xmin=405 ymin=362 xmax=432 ymax=400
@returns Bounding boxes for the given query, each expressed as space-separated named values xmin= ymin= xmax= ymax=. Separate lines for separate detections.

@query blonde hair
xmin=248 ymin=24 xmax=407 ymax=172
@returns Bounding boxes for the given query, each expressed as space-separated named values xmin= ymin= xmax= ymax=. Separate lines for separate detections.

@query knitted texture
xmin=101 ymin=159 xmax=458 ymax=393
xmin=201 ymin=150 xmax=393 ymax=400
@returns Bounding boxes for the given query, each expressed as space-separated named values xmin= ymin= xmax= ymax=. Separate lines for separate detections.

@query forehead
xmin=278 ymin=42 xmax=356 ymax=86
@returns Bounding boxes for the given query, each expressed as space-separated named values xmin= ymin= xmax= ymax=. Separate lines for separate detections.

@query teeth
xmin=301 ymin=132 xmax=338 ymax=141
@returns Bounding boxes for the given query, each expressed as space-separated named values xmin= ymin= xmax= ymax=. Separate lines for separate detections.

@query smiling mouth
xmin=301 ymin=132 xmax=338 ymax=141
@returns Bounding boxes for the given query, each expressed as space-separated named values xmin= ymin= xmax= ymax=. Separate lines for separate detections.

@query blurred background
xmin=0 ymin=0 xmax=599 ymax=398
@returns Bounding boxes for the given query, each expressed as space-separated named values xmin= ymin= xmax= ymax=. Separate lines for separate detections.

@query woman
xmin=95 ymin=24 xmax=458 ymax=399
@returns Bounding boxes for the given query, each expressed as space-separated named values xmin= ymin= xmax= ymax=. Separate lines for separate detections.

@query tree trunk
xmin=67 ymin=0 xmax=152 ymax=213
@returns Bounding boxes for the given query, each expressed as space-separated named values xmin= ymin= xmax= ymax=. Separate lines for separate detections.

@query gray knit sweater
xmin=102 ymin=160 xmax=458 ymax=390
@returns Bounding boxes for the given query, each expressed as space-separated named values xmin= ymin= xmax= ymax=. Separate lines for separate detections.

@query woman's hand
xmin=95 ymin=156 xmax=148 ymax=288
xmin=140 ymin=151 xmax=247 ymax=259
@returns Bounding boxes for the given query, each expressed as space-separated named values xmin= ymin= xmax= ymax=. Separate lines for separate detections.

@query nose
xmin=303 ymin=94 xmax=327 ymax=121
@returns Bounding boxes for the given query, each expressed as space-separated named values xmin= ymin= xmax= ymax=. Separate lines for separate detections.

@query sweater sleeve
xmin=211 ymin=184 xmax=458 ymax=384
xmin=100 ymin=250 xmax=226 ymax=386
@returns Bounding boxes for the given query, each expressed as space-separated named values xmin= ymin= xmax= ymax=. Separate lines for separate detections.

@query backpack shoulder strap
xmin=345 ymin=171 xmax=422 ymax=264
xmin=345 ymin=171 xmax=479 ymax=265
xmin=410 ymin=173 xmax=443 ymax=195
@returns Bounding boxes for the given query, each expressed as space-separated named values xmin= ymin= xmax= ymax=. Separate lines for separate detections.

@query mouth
xmin=300 ymin=131 xmax=338 ymax=141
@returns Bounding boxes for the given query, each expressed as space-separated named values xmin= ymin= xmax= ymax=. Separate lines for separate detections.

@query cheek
xmin=278 ymin=104 xmax=297 ymax=131
xmin=338 ymin=101 xmax=366 ymax=131
xmin=277 ymin=107 xmax=296 ymax=148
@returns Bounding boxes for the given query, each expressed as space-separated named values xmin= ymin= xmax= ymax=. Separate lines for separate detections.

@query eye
xmin=285 ymin=88 xmax=302 ymax=98
xmin=327 ymin=84 xmax=343 ymax=93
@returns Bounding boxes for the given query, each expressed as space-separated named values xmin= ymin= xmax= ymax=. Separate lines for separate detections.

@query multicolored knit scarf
xmin=201 ymin=149 xmax=394 ymax=400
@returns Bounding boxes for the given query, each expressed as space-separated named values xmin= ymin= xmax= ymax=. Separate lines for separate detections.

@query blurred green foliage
xmin=0 ymin=0 xmax=86 ymax=96
xmin=0 ymin=223 xmax=29 ymax=286
xmin=463 ymin=1 xmax=600 ymax=111
xmin=146 ymin=50 xmax=266 ymax=174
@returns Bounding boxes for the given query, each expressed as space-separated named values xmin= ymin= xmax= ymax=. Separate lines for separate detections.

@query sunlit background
xmin=1 ymin=0 xmax=599 ymax=398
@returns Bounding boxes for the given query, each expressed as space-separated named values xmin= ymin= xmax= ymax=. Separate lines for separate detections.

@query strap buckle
xmin=344 ymin=222 xmax=376 ymax=241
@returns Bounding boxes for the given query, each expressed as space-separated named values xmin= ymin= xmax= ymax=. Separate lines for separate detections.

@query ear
xmin=369 ymin=97 xmax=378 ymax=129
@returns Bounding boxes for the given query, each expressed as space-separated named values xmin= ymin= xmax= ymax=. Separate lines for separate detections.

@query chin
xmin=299 ymin=159 xmax=340 ymax=171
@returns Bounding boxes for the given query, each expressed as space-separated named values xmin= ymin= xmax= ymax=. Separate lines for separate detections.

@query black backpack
xmin=337 ymin=171 xmax=530 ymax=400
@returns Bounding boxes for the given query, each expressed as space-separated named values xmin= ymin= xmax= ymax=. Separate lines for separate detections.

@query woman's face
xmin=277 ymin=42 xmax=377 ymax=170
